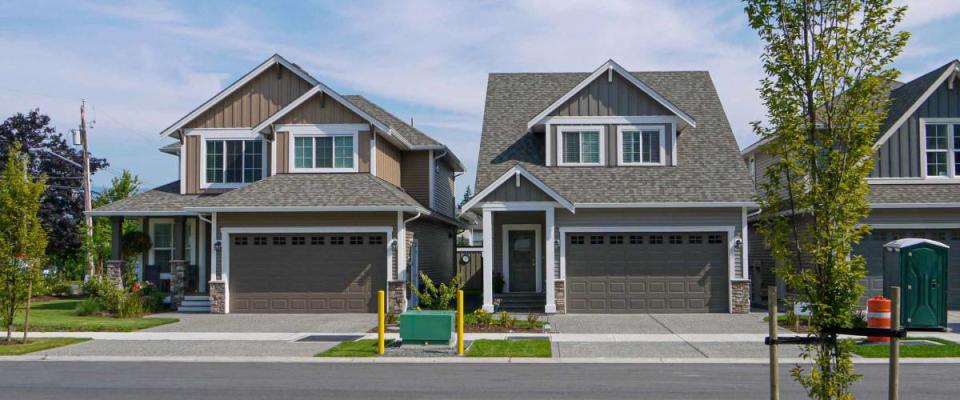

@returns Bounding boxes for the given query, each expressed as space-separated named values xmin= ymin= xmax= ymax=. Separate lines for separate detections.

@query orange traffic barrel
xmin=866 ymin=296 xmax=891 ymax=343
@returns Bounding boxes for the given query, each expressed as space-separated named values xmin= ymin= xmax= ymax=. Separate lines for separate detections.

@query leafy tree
xmin=83 ymin=170 xmax=142 ymax=275
xmin=0 ymin=110 xmax=108 ymax=267
xmin=0 ymin=142 xmax=48 ymax=342
xmin=409 ymin=272 xmax=463 ymax=310
xmin=745 ymin=0 xmax=908 ymax=398
xmin=458 ymin=185 xmax=473 ymax=208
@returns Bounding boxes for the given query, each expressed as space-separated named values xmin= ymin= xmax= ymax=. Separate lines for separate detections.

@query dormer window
xmin=617 ymin=125 xmax=664 ymax=166
xmin=282 ymin=124 xmax=360 ymax=173
xmin=557 ymin=126 xmax=604 ymax=166
xmin=922 ymin=121 xmax=960 ymax=178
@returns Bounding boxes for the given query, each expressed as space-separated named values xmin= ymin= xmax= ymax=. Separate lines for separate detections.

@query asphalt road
xmin=1 ymin=361 xmax=958 ymax=399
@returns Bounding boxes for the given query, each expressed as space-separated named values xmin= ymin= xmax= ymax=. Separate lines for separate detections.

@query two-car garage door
xmin=565 ymin=232 xmax=729 ymax=313
xmin=229 ymin=233 xmax=387 ymax=313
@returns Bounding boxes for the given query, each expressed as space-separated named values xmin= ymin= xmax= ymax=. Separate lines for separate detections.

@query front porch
xmin=480 ymin=203 xmax=560 ymax=313
xmin=106 ymin=214 xmax=211 ymax=311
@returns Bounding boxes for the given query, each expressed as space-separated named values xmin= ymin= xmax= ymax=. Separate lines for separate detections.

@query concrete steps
xmin=497 ymin=293 xmax=546 ymax=312
xmin=177 ymin=295 xmax=211 ymax=313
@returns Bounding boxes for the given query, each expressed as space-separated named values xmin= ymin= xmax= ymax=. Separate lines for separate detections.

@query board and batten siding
xmin=186 ymin=66 xmax=312 ymax=129
xmin=401 ymin=151 xmax=431 ymax=207
xmin=549 ymin=72 xmax=672 ymax=117
xmin=184 ymin=135 xmax=201 ymax=194
xmin=872 ymin=79 xmax=960 ymax=178
xmin=276 ymin=93 xmax=366 ymax=125
xmin=375 ymin=137 xmax=402 ymax=187
xmin=484 ymin=175 xmax=555 ymax=202
xmin=548 ymin=123 xmax=674 ymax=167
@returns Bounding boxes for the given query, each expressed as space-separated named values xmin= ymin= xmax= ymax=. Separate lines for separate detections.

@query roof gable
xmin=874 ymin=60 xmax=960 ymax=149
xmin=160 ymin=54 xmax=318 ymax=138
xmin=526 ymin=60 xmax=696 ymax=129
xmin=461 ymin=165 xmax=575 ymax=213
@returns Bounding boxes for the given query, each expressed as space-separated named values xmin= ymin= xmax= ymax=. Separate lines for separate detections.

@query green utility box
xmin=399 ymin=310 xmax=454 ymax=345
xmin=882 ymin=238 xmax=949 ymax=330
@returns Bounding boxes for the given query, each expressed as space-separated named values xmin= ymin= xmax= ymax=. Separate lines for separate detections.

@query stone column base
xmin=731 ymin=280 xmax=751 ymax=314
xmin=105 ymin=260 xmax=127 ymax=288
xmin=387 ymin=281 xmax=406 ymax=315
xmin=209 ymin=280 xmax=226 ymax=314
xmin=170 ymin=260 xmax=187 ymax=308
xmin=554 ymin=280 xmax=566 ymax=314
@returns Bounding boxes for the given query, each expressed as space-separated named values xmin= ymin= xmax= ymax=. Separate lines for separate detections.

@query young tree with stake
xmin=745 ymin=1 xmax=908 ymax=398
xmin=0 ymin=142 xmax=48 ymax=343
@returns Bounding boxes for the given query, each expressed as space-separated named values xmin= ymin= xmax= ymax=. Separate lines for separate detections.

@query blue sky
xmin=0 ymin=0 xmax=957 ymax=199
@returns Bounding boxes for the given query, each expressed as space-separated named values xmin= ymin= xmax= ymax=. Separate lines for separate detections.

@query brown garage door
xmin=855 ymin=229 xmax=960 ymax=310
xmin=229 ymin=233 xmax=387 ymax=313
xmin=566 ymin=232 xmax=729 ymax=313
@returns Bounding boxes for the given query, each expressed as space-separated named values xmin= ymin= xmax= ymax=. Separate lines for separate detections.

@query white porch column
xmin=544 ymin=206 xmax=557 ymax=313
xmin=741 ymin=207 xmax=749 ymax=280
xmin=482 ymin=208 xmax=494 ymax=312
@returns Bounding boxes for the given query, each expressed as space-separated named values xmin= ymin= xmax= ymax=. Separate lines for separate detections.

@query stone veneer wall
xmin=554 ymin=280 xmax=566 ymax=313
xmin=170 ymin=260 xmax=186 ymax=308
xmin=209 ymin=281 xmax=226 ymax=314
xmin=731 ymin=280 xmax=751 ymax=314
xmin=105 ymin=260 xmax=127 ymax=288
xmin=387 ymin=281 xmax=406 ymax=315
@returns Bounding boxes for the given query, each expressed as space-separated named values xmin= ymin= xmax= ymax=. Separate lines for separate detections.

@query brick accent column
xmin=387 ymin=281 xmax=406 ymax=315
xmin=731 ymin=280 xmax=751 ymax=314
xmin=105 ymin=260 xmax=127 ymax=288
xmin=208 ymin=280 xmax=226 ymax=314
xmin=554 ymin=279 xmax=566 ymax=314
xmin=170 ymin=260 xmax=187 ymax=308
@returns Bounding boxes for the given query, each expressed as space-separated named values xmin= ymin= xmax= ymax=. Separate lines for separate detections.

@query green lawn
xmin=465 ymin=339 xmax=552 ymax=358
xmin=316 ymin=339 xmax=393 ymax=357
xmin=0 ymin=338 xmax=90 ymax=356
xmin=14 ymin=299 xmax=178 ymax=332
xmin=852 ymin=338 xmax=960 ymax=358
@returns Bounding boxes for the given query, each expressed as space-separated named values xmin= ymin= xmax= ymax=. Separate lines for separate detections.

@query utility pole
xmin=80 ymin=100 xmax=94 ymax=281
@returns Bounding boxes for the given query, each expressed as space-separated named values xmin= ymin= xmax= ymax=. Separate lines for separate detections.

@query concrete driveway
xmin=144 ymin=313 xmax=375 ymax=333
xmin=546 ymin=313 xmax=786 ymax=334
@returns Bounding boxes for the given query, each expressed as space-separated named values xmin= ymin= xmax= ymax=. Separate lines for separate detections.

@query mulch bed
xmin=464 ymin=324 xmax=544 ymax=333
xmin=779 ymin=319 xmax=810 ymax=333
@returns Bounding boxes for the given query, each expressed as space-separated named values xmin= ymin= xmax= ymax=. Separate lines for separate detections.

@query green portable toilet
xmin=882 ymin=238 xmax=949 ymax=330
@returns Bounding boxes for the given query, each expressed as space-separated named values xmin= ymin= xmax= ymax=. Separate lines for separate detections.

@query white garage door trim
xmin=559 ymin=225 xmax=737 ymax=313
xmin=220 ymin=226 xmax=394 ymax=314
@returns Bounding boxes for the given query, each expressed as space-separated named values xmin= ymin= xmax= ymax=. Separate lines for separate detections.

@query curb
xmin=3 ymin=355 xmax=960 ymax=364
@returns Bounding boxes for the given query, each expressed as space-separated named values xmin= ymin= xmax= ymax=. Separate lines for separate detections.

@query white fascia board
xmin=160 ymin=54 xmax=316 ymax=138
xmin=575 ymin=202 xmax=759 ymax=208
xmin=458 ymin=165 xmax=575 ymax=213
xmin=526 ymin=60 xmax=696 ymax=129
xmin=86 ymin=211 xmax=198 ymax=217
xmin=740 ymin=137 xmax=771 ymax=156
xmin=541 ymin=116 xmax=678 ymax=125
xmin=251 ymin=87 xmax=392 ymax=136
xmin=871 ymin=203 xmax=960 ymax=209
xmin=874 ymin=62 xmax=960 ymax=150
xmin=220 ymin=226 xmax=393 ymax=235
xmin=183 ymin=206 xmax=428 ymax=213
xmin=868 ymin=178 xmax=960 ymax=184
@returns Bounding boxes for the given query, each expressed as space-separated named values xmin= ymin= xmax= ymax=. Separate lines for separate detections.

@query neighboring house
xmin=460 ymin=60 xmax=757 ymax=314
xmin=744 ymin=60 xmax=960 ymax=310
xmin=457 ymin=210 xmax=483 ymax=246
xmin=91 ymin=54 xmax=464 ymax=314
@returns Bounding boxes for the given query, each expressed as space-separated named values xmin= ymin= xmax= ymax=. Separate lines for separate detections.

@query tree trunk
xmin=22 ymin=278 xmax=32 ymax=343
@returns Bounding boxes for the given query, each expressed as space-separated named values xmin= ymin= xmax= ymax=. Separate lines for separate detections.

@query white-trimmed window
xmin=922 ymin=120 xmax=960 ymax=178
xmin=283 ymin=124 xmax=361 ymax=173
xmin=617 ymin=125 xmax=665 ymax=166
xmin=557 ymin=126 xmax=604 ymax=166
xmin=149 ymin=219 xmax=174 ymax=267
xmin=203 ymin=139 xmax=263 ymax=187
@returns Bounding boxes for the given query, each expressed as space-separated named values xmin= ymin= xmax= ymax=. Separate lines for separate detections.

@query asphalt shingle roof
xmin=880 ymin=61 xmax=957 ymax=135
xmin=189 ymin=173 xmax=425 ymax=209
xmin=92 ymin=181 xmax=207 ymax=213
xmin=869 ymin=184 xmax=960 ymax=204
xmin=345 ymin=95 xmax=440 ymax=147
xmin=475 ymin=71 xmax=756 ymax=204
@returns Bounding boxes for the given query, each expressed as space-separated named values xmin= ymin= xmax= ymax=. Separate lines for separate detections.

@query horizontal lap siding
xmin=432 ymin=159 xmax=455 ymax=217
xmin=872 ymin=79 xmax=960 ymax=177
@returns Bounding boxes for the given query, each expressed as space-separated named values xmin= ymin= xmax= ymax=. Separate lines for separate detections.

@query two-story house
xmin=91 ymin=54 xmax=464 ymax=314
xmin=743 ymin=60 xmax=960 ymax=310
xmin=460 ymin=60 xmax=757 ymax=314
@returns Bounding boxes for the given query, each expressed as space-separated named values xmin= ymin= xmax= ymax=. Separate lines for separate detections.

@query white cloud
xmin=898 ymin=0 xmax=960 ymax=28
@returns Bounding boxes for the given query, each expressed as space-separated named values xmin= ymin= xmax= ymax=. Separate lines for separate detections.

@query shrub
xmin=472 ymin=308 xmax=493 ymax=326
xmin=74 ymin=298 xmax=102 ymax=316
xmin=526 ymin=312 xmax=540 ymax=325
xmin=409 ymin=273 xmax=463 ymax=310
xmin=116 ymin=293 xmax=145 ymax=318
xmin=498 ymin=310 xmax=516 ymax=329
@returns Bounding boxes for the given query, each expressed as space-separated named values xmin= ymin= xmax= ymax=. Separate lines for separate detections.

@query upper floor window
xmin=923 ymin=122 xmax=960 ymax=178
xmin=204 ymin=139 xmax=263 ymax=187
xmin=557 ymin=126 xmax=604 ymax=166
xmin=617 ymin=125 xmax=664 ymax=166
xmin=291 ymin=134 xmax=356 ymax=172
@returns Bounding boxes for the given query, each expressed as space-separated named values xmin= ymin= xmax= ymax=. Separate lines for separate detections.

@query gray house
xmin=743 ymin=60 xmax=960 ymax=310
xmin=460 ymin=60 xmax=757 ymax=314
xmin=91 ymin=54 xmax=464 ymax=314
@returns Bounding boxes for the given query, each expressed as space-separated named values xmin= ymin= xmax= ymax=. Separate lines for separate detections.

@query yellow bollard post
xmin=457 ymin=290 xmax=464 ymax=355
xmin=377 ymin=290 xmax=385 ymax=355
